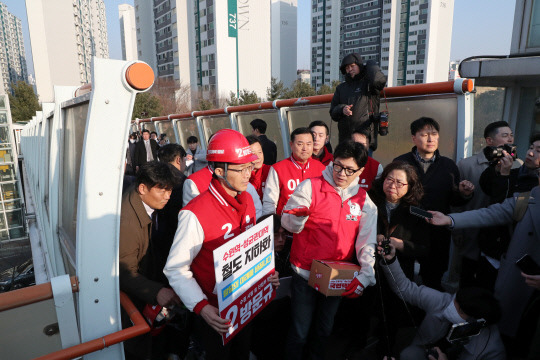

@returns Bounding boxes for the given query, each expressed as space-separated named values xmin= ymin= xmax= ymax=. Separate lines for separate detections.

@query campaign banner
xmin=213 ymin=216 xmax=275 ymax=344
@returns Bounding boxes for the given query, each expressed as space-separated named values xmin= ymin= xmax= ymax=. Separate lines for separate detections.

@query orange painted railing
xmin=135 ymin=79 xmax=474 ymax=123
xmin=0 ymin=276 xmax=79 ymax=311
xmin=35 ymin=292 xmax=149 ymax=360
xmin=0 ymin=278 xmax=149 ymax=360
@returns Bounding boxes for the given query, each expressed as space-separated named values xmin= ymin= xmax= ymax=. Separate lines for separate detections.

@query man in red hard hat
xmin=164 ymin=129 xmax=278 ymax=360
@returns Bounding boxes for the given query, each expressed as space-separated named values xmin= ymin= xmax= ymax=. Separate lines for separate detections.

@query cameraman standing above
xmin=330 ymin=53 xmax=387 ymax=145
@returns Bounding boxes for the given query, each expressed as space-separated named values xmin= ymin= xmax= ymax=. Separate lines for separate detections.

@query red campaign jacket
xmin=290 ymin=176 xmax=367 ymax=271
xmin=272 ymin=156 xmax=326 ymax=215
xmin=185 ymin=182 xmax=256 ymax=309
xmin=312 ymin=146 xmax=334 ymax=166
xmin=358 ymin=157 xmax=380 ymax=191
xmin=250 ymin=164 xmax=270 ymax=200
xmin=187 ymin=165 xmax=213 ymax=193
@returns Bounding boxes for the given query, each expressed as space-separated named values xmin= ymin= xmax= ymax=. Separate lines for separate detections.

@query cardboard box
xmin=308 ymin=260 xmax=362 ymax=296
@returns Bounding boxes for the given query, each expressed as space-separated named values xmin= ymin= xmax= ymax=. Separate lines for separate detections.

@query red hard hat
xmin=206 ymin=129 xmax=258 ymax=164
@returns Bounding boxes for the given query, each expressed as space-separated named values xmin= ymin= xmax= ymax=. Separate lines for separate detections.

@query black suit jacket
xmin=259 ymin=134 xmax=277 ymax=165
xmin=134 ymin=139 xmax=159 ymax=167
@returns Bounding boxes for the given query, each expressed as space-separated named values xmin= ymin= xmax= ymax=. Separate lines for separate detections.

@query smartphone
xmin=446 ymin=319 xmax=486 ymax=343
xmin=409 ymin=206 xmax=433 ymax=220
xmin=516 ymin=254 xmax=540 ymax=275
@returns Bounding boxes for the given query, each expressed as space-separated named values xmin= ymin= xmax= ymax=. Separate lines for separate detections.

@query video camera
xmin=483 ymin=144 xmax=517 ymax=165
xmin=370 ymin=111 xmax=389 ymax=136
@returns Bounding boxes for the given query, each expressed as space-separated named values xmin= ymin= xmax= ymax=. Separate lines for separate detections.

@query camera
xmin=381 ymin=238 xmax=391 ymax=255
xmin=483 ymin=144 xmax=517 ymax=165
xmin=370 ymin=112 xmax=389 ymax=136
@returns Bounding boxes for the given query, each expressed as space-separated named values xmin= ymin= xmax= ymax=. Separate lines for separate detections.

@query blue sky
xmin=3 ymin=0 xmax=516 ymax=76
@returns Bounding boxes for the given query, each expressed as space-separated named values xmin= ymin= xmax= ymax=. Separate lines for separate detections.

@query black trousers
xmin=192 ymin=313 xmax=252 ymax=360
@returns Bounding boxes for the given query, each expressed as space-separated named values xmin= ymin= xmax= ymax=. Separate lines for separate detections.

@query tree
xmin=196 ymin=98 xmax=214 ymax=111
xmin=317 ymin=80 xmax=341 ymax=95
xmin=132 ymin=92 xmax=163 ymax=119
xmin=266 ymin=77 xmax=285 ymax=101
xmin=226 ymin=89 xmax=261 ymax=106
xmin=283 ymin=80 xmax=316 ymax=99
xmin=8 ymin=81 xmax=41 ymax=122
xmin=317 ymin=84 xmax=333 ymax=95
xmin=226 ymin=91 xmax=239 ymax=106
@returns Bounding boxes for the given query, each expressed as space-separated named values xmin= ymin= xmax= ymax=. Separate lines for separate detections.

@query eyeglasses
xmin=384 ymin=177 xmax=408 ymax=189
xmin=227 ymin=165 xmax=254 ymax=176
xmin=333 ymin=163 xmax=361 ymax=176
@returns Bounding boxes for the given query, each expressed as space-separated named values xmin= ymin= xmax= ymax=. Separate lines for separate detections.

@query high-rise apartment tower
xmin=26 ymin=0 xmax=109 ymax=102
xmin=0 ymin=2 xmax=28 ymax=94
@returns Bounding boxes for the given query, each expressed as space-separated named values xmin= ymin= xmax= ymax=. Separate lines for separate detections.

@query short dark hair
xmin=484 ymin=121 xmax=510 ymax=139
xmin=351 ymin=127 xmax=371 ymax=145
xmin=136 ymin=161 xmax=177 ymax=191
xmin=372 ymin=161 xmax=424 ymax=206
xmin=333 ymin=140 xmax=368 ymax=169
xmin=142 ymin=129 xmax=150 ymax=134
xmin=158 ymin=143 xmax=186 ymax=164
xmin=151 ymin=131 xmax=158 ymax=136
xmin=290 ymin=127 xmax=314 ymax=142
xmin=309 ymin=121 xmax=329 ymax=136
xmin=250 ymin=119 xmax=267 ymax=134
xmin=530 ymin=132 xmax=540 ymax=145
xmin=246 ymin=135 xmax=261 ymax=146
xmin=187 ymin=136 xmax=198 ymax=144
xmin=456 ymin=287 xmax=501 ymax=324
xmin=410 ymin=117 xmax=440 ymax=135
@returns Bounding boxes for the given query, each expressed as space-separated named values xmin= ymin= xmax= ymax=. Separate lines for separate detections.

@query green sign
xmin=228 ymin=0 xmax=237 ymax=38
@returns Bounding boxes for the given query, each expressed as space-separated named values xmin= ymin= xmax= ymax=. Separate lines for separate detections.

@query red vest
xmin=358 ymin=157 xmax=380 ymax=191
xmin=312 ymin=146 xmax=334 ymax=166
xmin=185 ymin=183 xmax=256 ymax=307
xmin=272 ymin=156 xmax=326 ymax=215
xmin=187 ymin=166 xmax=213 ymax=193
xmin=249 ymin=164 xmax=270 ymax=200
xmin=290 ymin=176 xmax=367 ymax=271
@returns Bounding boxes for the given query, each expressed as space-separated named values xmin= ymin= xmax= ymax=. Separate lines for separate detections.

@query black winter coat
xmin=330 ymin=62 xmax=387 ymax=143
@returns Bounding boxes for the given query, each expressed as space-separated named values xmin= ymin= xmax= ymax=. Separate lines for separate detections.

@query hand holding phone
xmin=516 ymin=254 xmax=540 ymax=275
xmin=410 ymin=206 xmax=433 ymax=220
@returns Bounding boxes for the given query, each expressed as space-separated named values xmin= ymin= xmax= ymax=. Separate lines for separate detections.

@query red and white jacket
xmin=182 ymin=166 xmax=213 ymax=207
xmin=358 ymin=156 xmax=383 ymax=191
xmin=281 ymin=164 xmax=377 ymax=288
xmin=312 ymin=146 xmax=334 ymax=166
xmin=249 ymin=164 xmax=270 ymax=200
xmin=183 ymin=165 xmax=262 ymax=219
xmin=164 ymin=179 xmax=256 ymax=313
xmin=262 ymin=156 xmax=325 ymax=216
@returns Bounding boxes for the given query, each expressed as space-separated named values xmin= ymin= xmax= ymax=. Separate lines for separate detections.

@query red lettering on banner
xmin=220 ymin=272 xmax=275 ymax=345
xmin=223 ymin=226 xmax=270 ymax=261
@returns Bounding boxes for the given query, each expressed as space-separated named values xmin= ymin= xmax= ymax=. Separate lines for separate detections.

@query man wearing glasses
xmin=281 ymin=140 xmax=377 ymax=360
xmin=165 ymin=129 xmax=278 ymax=360
xmin=394 ymin=117 xmax=475 ymax=290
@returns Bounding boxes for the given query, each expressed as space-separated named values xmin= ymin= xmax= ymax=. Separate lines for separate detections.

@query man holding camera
xmin=480 ymin=133 xmax=540 ymax=204
xmin=453 ymin=122 xmax=522 ymax=288
xmin=330 ymin=53 xmax=387 ymax=145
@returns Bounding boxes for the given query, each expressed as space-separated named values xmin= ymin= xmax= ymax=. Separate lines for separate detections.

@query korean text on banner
xmin=227 ymin=0 xmax=237 ymax=38
xmin=213 ymin=216 xmax=275 ymax=345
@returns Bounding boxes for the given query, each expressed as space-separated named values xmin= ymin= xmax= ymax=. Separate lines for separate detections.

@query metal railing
xmin=133 ymin=79 xmax=475 ymax=165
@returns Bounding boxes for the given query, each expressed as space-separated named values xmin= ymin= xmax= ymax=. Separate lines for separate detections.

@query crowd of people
xmin=119 ymin=53 xmax=540 ymax=360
